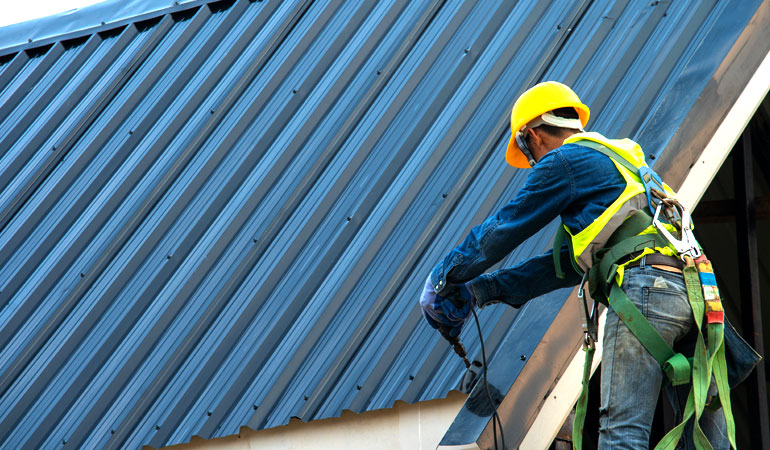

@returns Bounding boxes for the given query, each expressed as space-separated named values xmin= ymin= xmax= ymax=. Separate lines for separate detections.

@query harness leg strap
xmin=607 ymin=283 xmax=689 ymax=385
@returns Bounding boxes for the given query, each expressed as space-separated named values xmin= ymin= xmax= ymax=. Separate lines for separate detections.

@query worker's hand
xmin=419 ymin=277 xmax=476 ymax=338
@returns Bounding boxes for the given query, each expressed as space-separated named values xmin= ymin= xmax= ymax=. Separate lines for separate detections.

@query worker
xmin=419 ymin=81 xmax=758 ymax=449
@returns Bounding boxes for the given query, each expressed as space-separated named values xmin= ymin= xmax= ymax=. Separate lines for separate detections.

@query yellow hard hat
xmin=505 ymin=81 xmax=590 ymax=168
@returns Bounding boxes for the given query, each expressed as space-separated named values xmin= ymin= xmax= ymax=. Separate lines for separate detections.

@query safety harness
xmin=552 ymin=135 xmax=736 ymax=449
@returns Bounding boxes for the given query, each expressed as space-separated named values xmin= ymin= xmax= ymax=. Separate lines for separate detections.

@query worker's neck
xmin=532 ymin=130 xmax=578 ymax=162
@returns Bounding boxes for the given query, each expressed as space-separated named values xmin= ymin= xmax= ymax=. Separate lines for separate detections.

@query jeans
xmin=599 ymin=264 xmax=728 ymax=449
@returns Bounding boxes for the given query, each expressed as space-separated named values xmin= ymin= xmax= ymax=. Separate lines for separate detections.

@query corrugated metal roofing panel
xmin=0 ymin=0 xmax=762 ymax=448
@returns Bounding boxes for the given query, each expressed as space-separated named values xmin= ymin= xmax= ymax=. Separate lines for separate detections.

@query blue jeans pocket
xmin=642 ymin=285 xmax=692 ymax=330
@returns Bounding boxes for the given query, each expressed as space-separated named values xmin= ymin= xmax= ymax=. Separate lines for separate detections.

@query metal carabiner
xmin=577 ymin=272 xmax=597 ymax=348
xmin=652 ymin=200 xmax=701 ymax=260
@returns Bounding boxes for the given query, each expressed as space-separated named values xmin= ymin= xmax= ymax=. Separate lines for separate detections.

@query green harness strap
xmin=573 ymin=336 xmax=595 ymax=449
xmin=607 ymin=282 xmax=692 ymax=385
xmin=553 ymin=209 xmax=659 ymax=283
xmin=553 ymin=223 xmax=583 ymax=280
xmin=567 ymin=216 xmax=736 ymax=449
xmin=582 ymin=213 xmax=687 ymax=380
xmin=655 ymin=261 xmax=737 ymax=450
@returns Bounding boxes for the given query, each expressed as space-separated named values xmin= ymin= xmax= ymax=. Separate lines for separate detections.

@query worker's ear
xmin=527 ymin=128 xmax=545 ymax=152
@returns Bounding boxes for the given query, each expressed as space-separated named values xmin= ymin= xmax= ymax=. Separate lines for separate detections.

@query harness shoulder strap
xmin=575 ymin=139 xmax=640 ymax=174
xmin=577 ymin=139 xmax=670 ymax=213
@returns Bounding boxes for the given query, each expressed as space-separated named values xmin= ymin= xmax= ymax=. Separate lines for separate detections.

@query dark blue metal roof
xmin=0 ymin=0 xmax=764 ymax=448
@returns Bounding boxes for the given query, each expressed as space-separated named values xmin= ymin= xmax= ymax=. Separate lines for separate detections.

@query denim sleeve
xmin=466 ymin=243 xmax=582 ymax=307
xmin=429 ymin=149 xmax=576 ymax=295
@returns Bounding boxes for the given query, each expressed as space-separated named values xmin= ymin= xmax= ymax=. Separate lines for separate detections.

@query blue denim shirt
xmin=430 ymin=142 xmax=627 ymax=307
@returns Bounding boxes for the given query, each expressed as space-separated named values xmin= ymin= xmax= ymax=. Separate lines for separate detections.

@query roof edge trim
xmin=678 ymin=45 xmax=770 ymax=209
xmin=518 ymin=310 xmax=606 ymax=449
xmin=654 ymin=0 xmax=770 ymax=189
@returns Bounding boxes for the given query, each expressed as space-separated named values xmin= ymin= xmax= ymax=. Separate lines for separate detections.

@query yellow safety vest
xmin=559 ymin=132 xmax=678 ymax=283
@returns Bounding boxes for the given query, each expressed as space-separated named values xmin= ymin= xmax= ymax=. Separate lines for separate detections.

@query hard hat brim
xmin=505 ymin=133 xmax=530 ymax=169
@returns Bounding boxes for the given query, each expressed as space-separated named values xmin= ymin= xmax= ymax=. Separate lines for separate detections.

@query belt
xmin=626 ymin=253 xmax=684 ymax=273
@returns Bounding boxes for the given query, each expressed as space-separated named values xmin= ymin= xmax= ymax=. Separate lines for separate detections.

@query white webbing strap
xmin=526 ymin=111 xmax=584 ymax=131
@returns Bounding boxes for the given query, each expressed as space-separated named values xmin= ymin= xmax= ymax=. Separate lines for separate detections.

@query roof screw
xmin=52 ymin=146 xmax=57 ymax=151
xmin=210 ymin=109 xmax=215 ymax=114
xmin=303 ymin=395 xmax=309 ymax=401
xmin=346 ymin=216 xmax=352 ymax=221
xmin=101 ymin=21 xmax=106 ymax=26
xmin=292 ymin=88 xmax=298 ymax=94
xmin=207 ymin=411 xmax=212 ymax=416
xmin=28 ymin=38 xmax=33 ymax=43
xmin=166 ymin=255 xmax=171 ymax=260
xmin=356 ymin=385 xmax=362 ymax=390
xmin=408 ymin=375 xmax=414 ymax=380
xmin=557 ymin=25 xmax=562 ymax=30
xmin=464 ymin=48 xmax=470 ymax=54
xmin=376 ymin=70 xmax=381 ymax=75
xmin=174 ymin=1 xmax=179 ymax=5
xmin=110 ymin=430 xmax=115 ymax=435
xmin=253 ymin=405 xmax=258 ymax=410
xmin=80 ymin=273 xmax=85 ymax=278
xmin=441 ymin=193 xmax=447 ymax=198
xmin=128 ymin=130 xmax=133 ymax=135
xmin=649 ymin=153 xmax=656 ymax=160
xmin=520 ymin=354 xmax=527 ymax=361
xmin=62 ymin=440 xmax=66 ymax=445
xmin=252 ymin=238 xmax=258 ymax=243
xmin=155 ymin=425 xmax=160 ymax=431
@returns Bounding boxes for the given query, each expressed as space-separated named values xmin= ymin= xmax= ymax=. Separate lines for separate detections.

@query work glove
xmin=419 ymin=277 xmax=476 ymax=338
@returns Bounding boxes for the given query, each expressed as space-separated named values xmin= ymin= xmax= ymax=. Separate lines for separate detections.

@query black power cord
xmin=471 ymin=307 xmax=506 ymax=450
